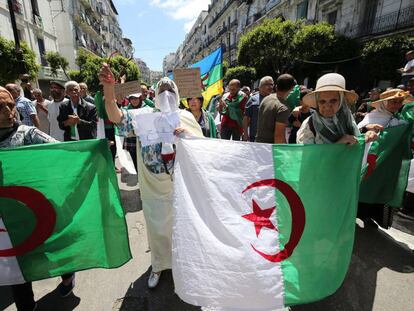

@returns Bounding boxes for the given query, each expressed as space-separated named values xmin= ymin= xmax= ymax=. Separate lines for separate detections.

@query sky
xmin=113 ymin=0 xmax=210 ymax=71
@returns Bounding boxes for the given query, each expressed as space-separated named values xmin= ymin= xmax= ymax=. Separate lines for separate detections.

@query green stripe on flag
xmin=0 ymin=140 xmax=131 ymax=282
xmin=273 ymin=143 xmax=365 ymax=306
xmin=202 ymin=63 xmax=223 ymax=87
xmin=359 ymin=123 xmax=412 ymax=206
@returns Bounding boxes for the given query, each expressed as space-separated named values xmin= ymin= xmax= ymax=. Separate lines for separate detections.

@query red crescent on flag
xmin=363 ymin=154 xmax=378 ymax=180
xmin=0 ymin=186 xmax=56 ymax=257
xmin=242 ymin=179 xmax=306 ymax=263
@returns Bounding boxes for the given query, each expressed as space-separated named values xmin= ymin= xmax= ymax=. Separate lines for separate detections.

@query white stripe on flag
xmin=173 ymin=138 xmax=285 ymax=310
xmin=0 ymin=218 xmax=25 ymax=286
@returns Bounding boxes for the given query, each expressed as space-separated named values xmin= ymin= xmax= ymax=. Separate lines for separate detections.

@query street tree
xmin=362 ymin=35 xmax=414 ymax=84
xmin=45 ymin=51 xmax=69 ymax=79
xmin=224 ymin=66 xmax=256 ymax=87
xmin=69 ymin=50 xmax=140 ymax=93
xmin=238 ymin=18 xmax=299 ymax=77
xmin=238 ymin=19 xmax=359 ymax=78
xmin=0 ymin=36 xmax=39 ymax=85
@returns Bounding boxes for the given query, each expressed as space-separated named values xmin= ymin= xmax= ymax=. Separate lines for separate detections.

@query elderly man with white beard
xmin=99 ymin=63 xmax=203 ymax=288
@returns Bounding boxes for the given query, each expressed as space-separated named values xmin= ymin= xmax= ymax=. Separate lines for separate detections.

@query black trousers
xmin=11 ymin=273 xmax=74 ymax=311
xmin=128 ymin=147 xmax=138 ymax=172
xmin=105 ymin=127 xmax=116 ymax=162
xmin=221 ymin=126 xmax=241 ymax=141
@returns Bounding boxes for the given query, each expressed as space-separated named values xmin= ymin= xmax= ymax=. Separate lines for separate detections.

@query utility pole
xmin=7 ymin=0 xmax=26 ymax=75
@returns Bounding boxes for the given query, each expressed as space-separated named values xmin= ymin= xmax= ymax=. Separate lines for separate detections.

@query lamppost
xmin=7 ymin=0 xmax=26 ymax=75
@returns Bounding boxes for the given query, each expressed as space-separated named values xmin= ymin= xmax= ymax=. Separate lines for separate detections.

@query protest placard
xmin=114 ymin=81 xmax=141 ymax=102
xmin=173 ymin=68 xmax=202 ymax=98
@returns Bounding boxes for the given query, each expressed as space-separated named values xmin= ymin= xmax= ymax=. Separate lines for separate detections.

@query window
xmin=37 ymin=37 xmax=47 ymax=66
xmin=296 ymin=0 xmax=309 ymax=20
xmin=327 ymin=10 xmax=337 ymax=25
xmin=266 ymin=0 xmax=281 ymax=12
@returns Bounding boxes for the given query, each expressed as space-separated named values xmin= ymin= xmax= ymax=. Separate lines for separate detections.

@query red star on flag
xmin=242 ymin=199 xmax=277 ymax=237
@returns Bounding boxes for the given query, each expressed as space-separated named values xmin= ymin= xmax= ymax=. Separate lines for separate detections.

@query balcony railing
xmin=209 ymin=0 xmax=237 ymax=27
xmin=340 ymin=5 xmax=414 ymax=38
xmin=217 ymin=25 xmax=228 ymax=37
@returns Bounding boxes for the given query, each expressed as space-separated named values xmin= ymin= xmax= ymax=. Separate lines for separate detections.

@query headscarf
xmin=312 ymin=92 xmax=357 ymax=143
xmin=0 ymin=86 xmax=20 ymax=141
xmin=154 ymin=78 xmax=180 ymax=112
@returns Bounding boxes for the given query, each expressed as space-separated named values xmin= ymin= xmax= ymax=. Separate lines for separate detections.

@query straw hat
xmin=371 ymin=89 xmax=414 ymax=108
xmin=302 ymin=73 xmax=358 ymax=108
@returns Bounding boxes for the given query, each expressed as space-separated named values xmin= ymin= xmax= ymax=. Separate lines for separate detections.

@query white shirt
xmin=33 ymin=99 xmax=51 ymax=134
xmin=48 ymin=98 xmax=68 ymax=142
xmin=402 ymin=59 xmax=414 ymax=76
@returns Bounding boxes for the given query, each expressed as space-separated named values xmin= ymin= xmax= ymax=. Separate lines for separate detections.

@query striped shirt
xmin=16 ymin=96 xmax=37 ymax=126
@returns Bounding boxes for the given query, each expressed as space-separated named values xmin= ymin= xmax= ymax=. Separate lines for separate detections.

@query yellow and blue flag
xmin=190 ymin=47 xmax=224 ymax=108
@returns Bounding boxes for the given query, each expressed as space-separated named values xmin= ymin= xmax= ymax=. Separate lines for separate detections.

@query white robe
xmin=138 ymin=110 xmax=202 ymax=271
xmin=48 ymin=99 xmax=68 ymax=142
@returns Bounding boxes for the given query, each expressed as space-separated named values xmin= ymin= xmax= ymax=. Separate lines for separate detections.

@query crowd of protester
xmin=1 ymin=50 xmax=414 ymax=310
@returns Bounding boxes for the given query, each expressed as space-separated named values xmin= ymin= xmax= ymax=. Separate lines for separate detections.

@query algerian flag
xmin=0 ymin=140 xmax=131 ymax=285
xmin=360 ymin=123 xmax=412 ymax=206
xmin=172 ymin=138 xmax=364 ymax=310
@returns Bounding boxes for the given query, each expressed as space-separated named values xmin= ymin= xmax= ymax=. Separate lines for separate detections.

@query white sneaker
xmin=147 ymin=271 xmax=161 ymax=289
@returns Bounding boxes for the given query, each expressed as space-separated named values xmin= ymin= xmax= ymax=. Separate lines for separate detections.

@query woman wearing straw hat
xmin=297 ymin=73 xmax=378 ymax=144
xmin=358 ymin=88 xmax=414 ymax=130
xmin=358 ymin=89 xmax=414 ymax=224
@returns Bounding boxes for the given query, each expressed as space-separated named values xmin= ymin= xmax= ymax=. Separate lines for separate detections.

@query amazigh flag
xmin=190 ymin=47 xmax=224 ymax=108
xmin=360 ymin=123 xmax=412 ymax=206
xmin=0 ymin=140 xmax=131 ymax=285
xmin=172 ymin=138 xmax=364 ymax=309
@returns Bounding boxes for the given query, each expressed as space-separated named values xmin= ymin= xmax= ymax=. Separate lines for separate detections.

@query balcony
xmin=340 ymin=5 xmax=414 ymax=38
xmin=74 ymin=15 xmax=103 ymax=42
xmin=209 ymin=0 xmax=237 ymax=27
xmin=217 ymin=25 xmax=228 ymax=38
xmin=230 ymin=19 xmax=238 ymax=28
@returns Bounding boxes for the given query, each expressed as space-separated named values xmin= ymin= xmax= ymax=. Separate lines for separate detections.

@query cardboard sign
xmin=173 ymin=68 xmax=202 ymax=98
xmin=114 ymin=81 xmax=141 ymax=102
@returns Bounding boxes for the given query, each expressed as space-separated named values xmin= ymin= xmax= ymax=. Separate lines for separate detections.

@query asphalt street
xmin=1 ymin=168 xmax=413 ymax=311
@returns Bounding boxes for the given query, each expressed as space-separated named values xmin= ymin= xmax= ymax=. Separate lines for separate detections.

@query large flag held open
xmin=0 ymin=140 xmax=131 ymax=286
xmin=360 ymin=123 xmax=412 ymax=206
xmin=190 ymin=47 xmax=224 ymax=108
xmin=172 ymin=138 xmax=365 ymax=310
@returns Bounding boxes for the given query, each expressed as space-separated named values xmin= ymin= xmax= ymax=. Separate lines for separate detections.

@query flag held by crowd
xmin=190 ymin=47 xmax=224 ymax=108
xmin=0 ymin=140 xmax=131 ymax=286
xmin=172 ymin=138 xmax=365 ymax=310
xmin=360 ymin=123 xmax=412 ymax=207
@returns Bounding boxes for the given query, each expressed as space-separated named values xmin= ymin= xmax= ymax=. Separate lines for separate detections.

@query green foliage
xmin=224 ymin=66 xmax=256 ymax=86
xmin=68 ymin=70 xmax=82 ymax=82
xmin=72 ymin=50 xmax=140 ymax=93
xmin=362 ymin=35 xmax=414 ymax=83
xmin=238 ymin=18 xmax=300 ymax=76
xmin=238 ymin=19 xmax=360 ymax=78
xmin=45 ymin=51 xmax=69 ymax=77
xmin=222 ymin=60 xmax=229 ymax=77
xmin=0 ymin=36 xmax=39 ymax=85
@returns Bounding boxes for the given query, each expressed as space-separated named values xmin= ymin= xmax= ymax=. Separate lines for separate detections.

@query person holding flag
xmin=297 ymin=73 xmax=378 ymax=145
xmin=0 ymin=86 xmax=76 ymax=310
xmin=98 ymin=63 xmax=203 ymax=289
xmin=357 ymin=88 xmax=414 ymax=227
xmin=217 ymin=79 xmax=248 ymax=140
